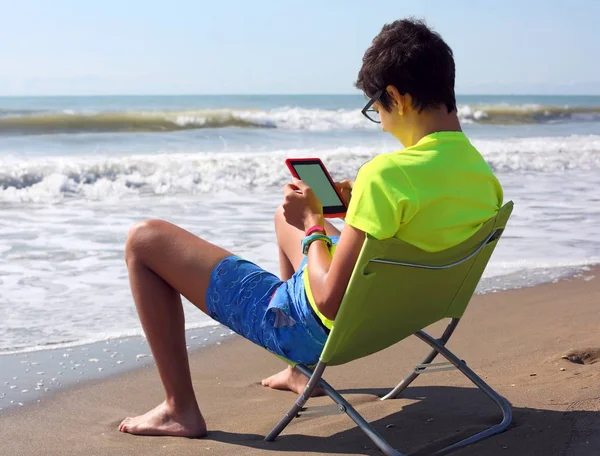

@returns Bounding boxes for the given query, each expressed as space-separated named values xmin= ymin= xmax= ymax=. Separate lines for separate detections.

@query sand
xmin=1 ymin=267 xmax=599 ymax=456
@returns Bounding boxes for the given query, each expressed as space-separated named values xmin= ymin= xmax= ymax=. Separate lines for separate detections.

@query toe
xmin=119 ymin=418 xmax=131 ymax=432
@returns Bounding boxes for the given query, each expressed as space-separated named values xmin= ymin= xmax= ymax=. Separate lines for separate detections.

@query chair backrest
xmin=320 ymin=201 xmax=514 ymax=366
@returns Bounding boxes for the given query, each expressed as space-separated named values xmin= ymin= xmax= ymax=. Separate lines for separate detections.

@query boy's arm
xmin=305 ymin=217 xmax=364 ymax=320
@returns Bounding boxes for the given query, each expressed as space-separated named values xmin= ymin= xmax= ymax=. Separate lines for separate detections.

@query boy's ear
xmin=386 ymin=85 xmax=404 ymax=114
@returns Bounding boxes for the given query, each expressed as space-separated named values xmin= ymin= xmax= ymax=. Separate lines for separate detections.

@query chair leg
xmin=414 ymin=330 xmax=512 ymax=455
xmin=382 ymin=318 xmax=460 ymax=400
xmin=381 ymin=345 xmax=439 ymax=400
xmin=265 ymin=318 xmax=510 ymax=455
xmin=295 ymin=364 xmax=406 ymax=456
xmin=264 ymin=362 xmax=326 ymax=442
xmin=265 ymin=362 xmax=405 ymax=456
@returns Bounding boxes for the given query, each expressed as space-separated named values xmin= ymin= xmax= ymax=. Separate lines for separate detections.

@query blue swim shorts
xmin=205 ymin=236 xmax=340 ymax=365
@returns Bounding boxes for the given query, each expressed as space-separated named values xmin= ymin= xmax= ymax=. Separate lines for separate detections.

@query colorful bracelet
xmin=305 ymin=225 xmax=326 ymax=236
xmin=301 ymin=233 xmax=332 ymax=255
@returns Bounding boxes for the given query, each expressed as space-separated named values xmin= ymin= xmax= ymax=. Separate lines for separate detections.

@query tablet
xmin=285 ymin=158 xmax=348 ymax=218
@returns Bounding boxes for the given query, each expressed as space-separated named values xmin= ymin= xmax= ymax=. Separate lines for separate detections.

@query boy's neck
xmin=403 ymin=108 xmax=462 ymax=147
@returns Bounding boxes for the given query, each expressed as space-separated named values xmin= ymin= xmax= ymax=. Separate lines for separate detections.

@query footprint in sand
xmin=561 ymin=348 xmax=600 ymax=365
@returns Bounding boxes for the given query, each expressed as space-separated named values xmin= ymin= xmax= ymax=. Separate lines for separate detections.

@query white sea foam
xmin=1 ymin=167 xmax=599 ymax=354
xmin=2 ymin=135 xmax=599 ymax=203
xmin=0 ymin=320 xmax=220 ymax=356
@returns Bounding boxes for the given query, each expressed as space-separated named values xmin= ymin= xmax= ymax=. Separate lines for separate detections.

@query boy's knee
xmin=274 ymin=204 xmax=285 ymax=225
xmin=125 ymin=219 xmax=168 ymax=262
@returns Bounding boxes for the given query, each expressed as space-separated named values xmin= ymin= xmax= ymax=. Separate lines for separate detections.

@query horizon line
xmin=1 ymin=92 xmax=599 ymax=98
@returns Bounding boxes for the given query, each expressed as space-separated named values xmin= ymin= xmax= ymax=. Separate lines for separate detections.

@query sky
xmin=0 ymin=0 xmax=599 ymax=96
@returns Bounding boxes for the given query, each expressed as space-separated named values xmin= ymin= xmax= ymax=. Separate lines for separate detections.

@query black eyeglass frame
xmin=361 ymin=88 xmax=385 ymax=123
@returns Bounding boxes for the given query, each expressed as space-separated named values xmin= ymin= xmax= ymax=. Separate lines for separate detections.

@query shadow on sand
xmin=205 ymin=385 xmax=600 ymax=455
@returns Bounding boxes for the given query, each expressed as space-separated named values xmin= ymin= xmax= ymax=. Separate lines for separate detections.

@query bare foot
xmin=119 ymin=400 xmax=207 ymax=438
xmin=261 ymin=366 xmax=325 ymax=396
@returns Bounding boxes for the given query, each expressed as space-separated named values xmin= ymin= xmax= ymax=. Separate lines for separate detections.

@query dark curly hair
xmin=356 ymin=18 xmax=457 ymax=114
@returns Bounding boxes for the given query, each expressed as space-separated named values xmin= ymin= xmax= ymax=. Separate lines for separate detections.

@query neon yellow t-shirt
xmin=304 ymin=131 xmax=503 ymax=329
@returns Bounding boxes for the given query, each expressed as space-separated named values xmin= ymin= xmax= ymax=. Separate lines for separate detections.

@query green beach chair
xmin=265 ymin=202 xmax=514 ymax=456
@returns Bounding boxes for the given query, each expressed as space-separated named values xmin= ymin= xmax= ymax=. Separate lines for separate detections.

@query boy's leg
xmin=263 ymin=206 xmax=340 ymax=394
xmin=275 ymin=204 xmax=341 ymax=281
xmin=119 ymin=219 xmax=232 ymax=437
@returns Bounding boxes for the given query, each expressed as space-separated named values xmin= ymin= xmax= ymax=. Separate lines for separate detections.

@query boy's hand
xmin=282 ymin=179 xmax=324 ymax=231
xmin=335 ymin=179 xmax=353 ymax=206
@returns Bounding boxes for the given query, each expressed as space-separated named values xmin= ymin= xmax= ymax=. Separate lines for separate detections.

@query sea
xmin=1 ymin=94 xmax=599 ymax=355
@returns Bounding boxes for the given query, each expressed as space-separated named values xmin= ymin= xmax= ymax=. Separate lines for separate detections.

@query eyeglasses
xmin=361 ymin=88 xmax=384 ymax=123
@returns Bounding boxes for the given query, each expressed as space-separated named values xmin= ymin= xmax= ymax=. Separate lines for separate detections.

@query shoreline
xmin=1 ymin=263 xmax=597 ymax=414
xmin=0 ymin=324 xmax=233 ymax=412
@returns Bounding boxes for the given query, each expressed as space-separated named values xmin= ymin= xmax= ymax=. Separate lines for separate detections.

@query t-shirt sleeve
xmin=344 ymin=159 xmax=417 ymax=240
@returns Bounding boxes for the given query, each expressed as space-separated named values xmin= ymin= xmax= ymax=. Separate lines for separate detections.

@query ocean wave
xmin=1 ymin=135 xmax=599 ymax=203
xmin=1 ymin=104 xmax=599 ymax=135
xmin=0 ymin=110 xmax=274 ymax=135
xmin=457 ymin=104 xmax=600 ymax=124
xmin=0 ymin=108 xmax=47 ymax=118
